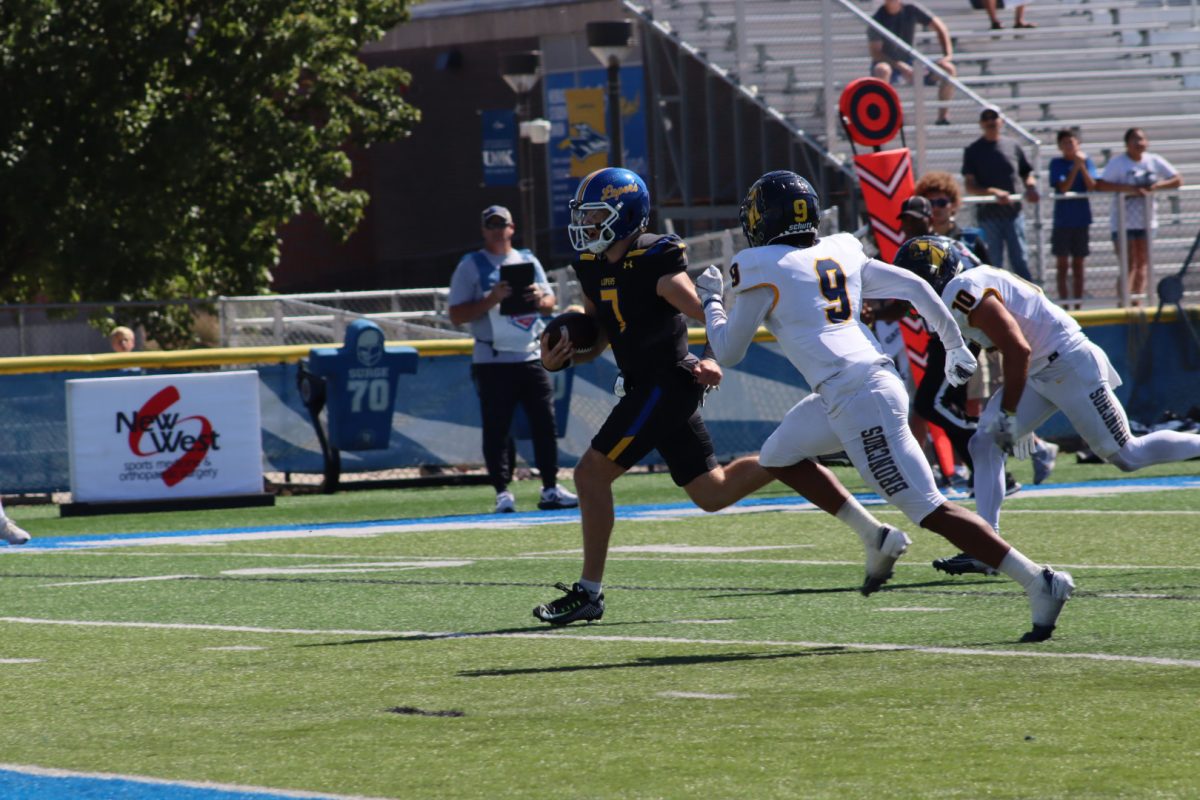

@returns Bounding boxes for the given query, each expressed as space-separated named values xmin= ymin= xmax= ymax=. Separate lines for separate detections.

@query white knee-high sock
xmin=836 ymin=496 xmax=887 ymax=548
xmin=968 ymin=430 xmax=1007 ymax=531
xmin=1117 ymin=431 xmax=1200 ymax=470
xmin=998 ymin=547 xmax=1042 ymax=590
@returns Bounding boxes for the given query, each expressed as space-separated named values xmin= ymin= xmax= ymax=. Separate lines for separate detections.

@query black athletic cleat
xmin=1019 ymin=624 xmax=1056 ymax=643
xmin=932 ymin=552 xmax=1000 ymax=576
xmin=533 ymin=582 xmax=604 ymax=625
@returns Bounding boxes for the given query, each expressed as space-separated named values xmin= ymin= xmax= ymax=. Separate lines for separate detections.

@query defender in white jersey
xmin=700 ymin=171 xmax=1075 ymax=641
xmin=896 ymin=235 xmax=1200 ymax=539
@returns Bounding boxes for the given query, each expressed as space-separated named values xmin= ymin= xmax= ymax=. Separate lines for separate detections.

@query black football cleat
xmin=533 ymin=582 xmax=604 ymax=626
xmin=932 ymin=552 xmax=1000 ymax=576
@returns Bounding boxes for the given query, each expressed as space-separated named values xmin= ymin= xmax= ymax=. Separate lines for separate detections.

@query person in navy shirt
xmin=1048 ymin=129 xmax=1098 ymax=310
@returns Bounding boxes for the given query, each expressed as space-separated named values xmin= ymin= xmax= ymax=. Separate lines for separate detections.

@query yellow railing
xmin=0 ymin=306 xmax=1187 ymax=374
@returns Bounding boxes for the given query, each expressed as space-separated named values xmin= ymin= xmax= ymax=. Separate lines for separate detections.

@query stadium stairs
xmin=633 ymin=0 xmax=1200 ymax=304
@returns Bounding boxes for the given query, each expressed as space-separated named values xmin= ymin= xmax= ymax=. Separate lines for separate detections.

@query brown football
xmin=543 ymin=311 xmax=600 ymax=354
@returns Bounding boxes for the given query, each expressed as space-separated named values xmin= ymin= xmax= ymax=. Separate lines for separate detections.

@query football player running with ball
xmin=533 ymin=168 xmax=920 ymax=626
xmin=895 ymin=235 xmax=1200 ymax=547
xmin=700 ymin=170 xmax=1074 ymax=642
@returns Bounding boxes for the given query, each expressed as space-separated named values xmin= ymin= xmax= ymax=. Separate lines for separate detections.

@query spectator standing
xmin=867 ymin=0 xmax=956 ymax=126
xmin=913 ymin=170 xmax=990 ymax=264
xmin=448 ymin=205 xmax=578 ymax=514
xmin=962 ymin=107 xmax=1038 ymax=282
xmin=1095 ymin=128 xmax=1183 ymax=305
xmin=1048 ymin=129 xmax=1099 ymax=310
xmin=109 ymin=325 xmax=136 ymax=352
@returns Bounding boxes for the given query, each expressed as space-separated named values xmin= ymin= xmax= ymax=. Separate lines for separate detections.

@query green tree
xmin=0 ymin=1 xmax=419 ymax=346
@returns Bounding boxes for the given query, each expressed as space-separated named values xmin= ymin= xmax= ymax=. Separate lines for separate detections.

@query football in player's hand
xmin=542 ymin=311 xmax=600 ymax=354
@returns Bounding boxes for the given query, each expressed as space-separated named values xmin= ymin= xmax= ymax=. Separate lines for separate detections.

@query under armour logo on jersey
xmin=622 ymin=260 xmax=634 ymax=270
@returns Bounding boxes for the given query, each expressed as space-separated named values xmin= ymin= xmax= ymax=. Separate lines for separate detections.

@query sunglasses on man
xmin=483 ymin=220 xmax=512 ymax=230
xmin=926 ymin=197 xmax=952 ymax=208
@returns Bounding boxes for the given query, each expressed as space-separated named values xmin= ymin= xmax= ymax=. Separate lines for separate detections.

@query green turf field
xmin=1 ymin=458 xmax=1198 ymax=799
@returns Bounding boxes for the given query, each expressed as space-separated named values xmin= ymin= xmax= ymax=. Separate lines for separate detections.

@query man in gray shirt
xmin=448 ymin=205 xmax=577 ymax=513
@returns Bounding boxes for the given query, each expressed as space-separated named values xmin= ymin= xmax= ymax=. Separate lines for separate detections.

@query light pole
xmin=501 ymin=51 xmax=542 ymax=251
xmin=586 ymin=20 xmax=634 ymax=168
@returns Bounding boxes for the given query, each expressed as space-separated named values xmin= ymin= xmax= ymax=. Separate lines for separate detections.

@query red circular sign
xmin=839 ymin=78 xmax=904 ymax=147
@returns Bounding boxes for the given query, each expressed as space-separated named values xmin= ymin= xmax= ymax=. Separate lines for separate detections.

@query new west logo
xmin=115 ymin=386 xmax=221 ymax=487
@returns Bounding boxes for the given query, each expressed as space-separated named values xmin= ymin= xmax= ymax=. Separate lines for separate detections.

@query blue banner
xmin=481 ymin=109 xmax=518 ymax=187
xmin=545 ymin=65 xmax=648 ymax=257
xmin=1 ymin=319 xmax=1193 ymax=493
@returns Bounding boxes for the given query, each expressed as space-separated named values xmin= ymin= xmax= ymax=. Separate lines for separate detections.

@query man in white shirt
xmin=700 ymin=171 xmax=1075 ymax=642
xmin=894 ymin=234 xmax=1200 ymax=539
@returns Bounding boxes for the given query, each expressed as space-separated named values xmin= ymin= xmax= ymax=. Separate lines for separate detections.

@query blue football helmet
xmin=893 ymin=235 xmax=964 ymax=294
xmin=568 ymin=168 xmax=650 ymax=254
xmin=740 ymin=170 xmax=821 ymax=247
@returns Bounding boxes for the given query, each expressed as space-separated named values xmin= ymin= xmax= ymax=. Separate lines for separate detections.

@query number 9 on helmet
xmin=740 ymin=170 xmax=822 ymax=248
xmin=568 ymin=168 xmax=650 ymax=254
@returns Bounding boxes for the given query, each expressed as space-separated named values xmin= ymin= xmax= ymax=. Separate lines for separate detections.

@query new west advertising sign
xmin=66 ymin=371 xmax=265 ymax=503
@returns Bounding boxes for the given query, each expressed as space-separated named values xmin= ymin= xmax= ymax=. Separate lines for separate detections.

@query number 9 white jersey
xmin=729 ymin=232 xmax=888 ymax=393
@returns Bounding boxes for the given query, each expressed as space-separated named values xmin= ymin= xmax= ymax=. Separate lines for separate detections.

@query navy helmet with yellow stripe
xmin=568 ymin=167 xmax=650 ymax=254
xmin=740 ymin=170 xmax=821 ymax=248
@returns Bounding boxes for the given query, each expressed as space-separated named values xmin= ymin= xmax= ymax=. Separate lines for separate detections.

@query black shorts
xmin=591 ymin=371 xmax=718 ymax=486
xmin=1051 ymin=226 xmax=1090 ymax=258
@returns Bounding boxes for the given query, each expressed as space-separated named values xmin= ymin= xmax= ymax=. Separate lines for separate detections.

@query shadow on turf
xmin=293 ymin=621 xmax=665 ymax=648
xmin=458 ymin=647 xmax=857 ymax=677
xmin=705 ymin=577 xmax=1000 ymax=598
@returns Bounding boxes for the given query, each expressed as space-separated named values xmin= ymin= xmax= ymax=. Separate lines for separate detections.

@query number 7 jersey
xmin=729 ymin=232 xmax=890 ymax=392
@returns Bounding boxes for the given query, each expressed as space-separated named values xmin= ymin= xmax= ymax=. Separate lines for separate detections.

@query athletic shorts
xmin=870 ymin=61 xmax=941 ymax=87
xmin=978 ymin=340 xmax=1128 ymax=459
xmin=758 ymin=363 xmax=946 ymax=525
xmin=1051 ymin=226 xmax=1090 ymax=258
xmin=591 ymin=370 xmax=718 ymax=486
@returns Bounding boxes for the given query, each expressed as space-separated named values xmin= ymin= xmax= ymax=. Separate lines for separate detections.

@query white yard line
xmin=0 ymin=763 xmax=395 ymax=800
xmin=2 ymin=616 xmax=1197 ymax=669
xmin=39 ymin=574 xmax=198 ymax=588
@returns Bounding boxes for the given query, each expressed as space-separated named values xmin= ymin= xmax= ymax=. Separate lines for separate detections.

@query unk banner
xmin=546 ymin=65 xmax=647 ymax=257
xmin=481 ymin=109 xmax=517 ymax=187
xmin=65 ymin=371 xmax=265 ymax=503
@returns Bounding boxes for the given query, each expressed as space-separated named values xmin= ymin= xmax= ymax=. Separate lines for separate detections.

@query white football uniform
xmin=942 ymin=266 xmax=1086 ymax=376
xmin=946 ymin=266 xmax=1200 ymax=530
xmin=705 ymin=233 xmax=969 ymax=524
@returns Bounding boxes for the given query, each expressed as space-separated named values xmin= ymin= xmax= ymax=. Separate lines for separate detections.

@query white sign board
xmin=67 ymin=371 xmax=264 ymax=503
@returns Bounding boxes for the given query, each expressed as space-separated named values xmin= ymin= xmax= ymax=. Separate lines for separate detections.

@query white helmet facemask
xmin=568 ymin=201 xmax=622 ymax=254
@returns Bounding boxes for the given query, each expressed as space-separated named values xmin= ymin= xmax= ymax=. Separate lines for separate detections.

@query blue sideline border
xmin=5 ymin=474 xmax=1199 ymax=553
xmin=0 ymin=765 xmax=365 ymax=800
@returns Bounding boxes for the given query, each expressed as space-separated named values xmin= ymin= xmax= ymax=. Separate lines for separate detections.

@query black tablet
xmin=499 ymin=262 xmax=537 ymax=315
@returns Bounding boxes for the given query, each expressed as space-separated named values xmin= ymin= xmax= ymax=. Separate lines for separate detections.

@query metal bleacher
xmin=634 ymin=0 xmax=1200 ymax=307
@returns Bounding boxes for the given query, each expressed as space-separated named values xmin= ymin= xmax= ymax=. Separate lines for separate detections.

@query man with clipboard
xmin=448 ymin=205 xmax=578 ymax=514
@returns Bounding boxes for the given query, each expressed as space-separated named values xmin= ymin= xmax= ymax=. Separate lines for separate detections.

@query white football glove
xmin=944 ymin=345 xmax=978 ymax=387
xmin=696 ymin=265 xmax=724 ymax=308
xmin=987 ymin=411 xmax=1034 ymax=459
